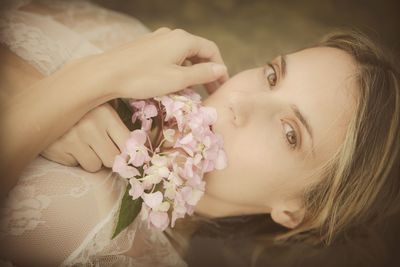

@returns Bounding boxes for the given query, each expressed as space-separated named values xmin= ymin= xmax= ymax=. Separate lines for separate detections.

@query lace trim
xmin=0 ymin=12 xmax=70 ymax=75
xmin=0 ymin=9 xmax=102 ymax=76
xmin=32 ymin=0 xmax=150 ymax=51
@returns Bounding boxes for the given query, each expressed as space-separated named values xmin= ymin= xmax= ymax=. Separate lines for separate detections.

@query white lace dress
xmin=0 ymin=1 xmax=187 ymax=266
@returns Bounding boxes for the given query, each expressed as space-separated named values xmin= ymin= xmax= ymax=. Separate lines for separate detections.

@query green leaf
xmin=111 ymin=184 xmax=143 ymax=239
xmin=114 ymin=98 xmax=137 ymax=131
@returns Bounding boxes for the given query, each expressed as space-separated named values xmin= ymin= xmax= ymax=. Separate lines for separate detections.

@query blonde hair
xmin=164 ymin=30 xmax=400 ymax=264
xmin=271 ymin=30 xmax=400 ymax=247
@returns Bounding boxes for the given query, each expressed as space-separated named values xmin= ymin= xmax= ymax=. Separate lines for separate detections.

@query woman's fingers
xmin=88 ymin=131 xmax=121 ymax=168
xmin=63 ymin=125 xmax=103 ymax=172
xmin=39 ymin=102 xmax=130 ymax=173
xmin=70 ymin=142 xmax=103 ymax=173
xmin=41 ymin=142 xmax=78 ymax=167
xmin=178 ymin=62 xmax=228 ymax=89
xmin=79 ymin=103 xmax=130 ymax=169
xmin=153 ymin=27 xmax=171 ymax=35
xmin=184 ymin=56 xmax=228 ymax=94
xmin=204 ymin=81 xmax=221 ymax=95
xmin=105 ymin=108 xmax=131 ymax=152
xmin=78 ymin=27 xmax=230 ymax=99
xmin=179 ymin=32 xmax=228 ymax=77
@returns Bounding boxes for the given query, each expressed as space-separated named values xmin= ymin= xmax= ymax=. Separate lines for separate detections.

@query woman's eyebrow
xmin=279 ymin=55 xmax=287 ymax=79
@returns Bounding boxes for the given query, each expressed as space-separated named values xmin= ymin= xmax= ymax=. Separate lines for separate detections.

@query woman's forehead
xmin=287 ymin=46 xmax=357 ymax=75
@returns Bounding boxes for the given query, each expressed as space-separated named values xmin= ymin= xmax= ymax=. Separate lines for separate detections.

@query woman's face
xmin=199 ymin=47 xmax=358 ymax=228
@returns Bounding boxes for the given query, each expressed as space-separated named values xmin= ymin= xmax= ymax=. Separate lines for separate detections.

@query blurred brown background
xmin=93 ymin=1 xmax=399 ymax=266
xmin=94 ymin=0 xmax=399 ymax=75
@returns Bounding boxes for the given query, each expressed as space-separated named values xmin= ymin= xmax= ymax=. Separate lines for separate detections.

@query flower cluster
xmin=112 ymin=89 xmax=227 ymax=231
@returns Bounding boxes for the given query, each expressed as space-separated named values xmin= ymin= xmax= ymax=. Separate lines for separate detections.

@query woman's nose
xmin=228 ymin=90 xmax=257 ymax=127
xmin=228 ymin=90 xmax=281 ymax=127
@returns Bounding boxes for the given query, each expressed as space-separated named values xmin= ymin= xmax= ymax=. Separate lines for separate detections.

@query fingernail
xmin=212 ymin=64 xmax=227 ymax=77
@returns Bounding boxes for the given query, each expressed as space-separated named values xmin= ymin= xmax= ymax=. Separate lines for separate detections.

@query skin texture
xmin=40 ymin=102 xmax=130 ymax=172
xmin=0 ymin=28 xmax=228 ymax=201
xmin=194 ymin=47 xmax=359 ymax=229
xmin=38 ymin=28 xmax=230 ymax=174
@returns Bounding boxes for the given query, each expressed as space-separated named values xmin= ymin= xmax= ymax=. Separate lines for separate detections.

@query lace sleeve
xmin=0 ymin=157 xmax=129 ymax=266
xmin=0 ymin=8 xmax=103 ymax=76
xmin=18 ymin=0 xmax=151 ymax=52
xmin=0 ymin=157 xmax=187 ymax=267
xmin=0 ymin=1 xmax=187 ymax=266
xmin=0 ymin=0 xmax=150 ymax=77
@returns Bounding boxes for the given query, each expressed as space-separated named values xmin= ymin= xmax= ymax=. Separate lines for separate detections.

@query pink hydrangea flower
xmin=160 ymin=96 xmax=185 ymax=128
xmin=141 ymin=202 xmax=170 ymax=231
xmin=142 ymin=155 xmax=170 ymax=185
xmin=174 ymin=133 xmax=198 ymax=156
xmin=112 ymin=89 xmax=228 ymax=232
xmin=129 ymin=178 xmax=144 ymax=200
xmin=130 ymin=100 xmax=158 ymax=131
xmin=125 ymin=130 xmax=151 ymax=167
xmin=112 ymin=154 xmax=139 ymax=178
xmin=141 ymin=192 xmax=171 ymax=230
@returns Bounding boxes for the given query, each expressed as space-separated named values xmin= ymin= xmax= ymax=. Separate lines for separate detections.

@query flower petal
xmin=187 ymin=189 xmax=204 ymax=206
xmin=149 ymin=211 xmax=169 ymax=230
xmin=128 ymin=179 xmax=144 ymax=200
xmin=143 ymin=191 xmax=163 ymax=209
xmin=130 ymin=129 xmax=147 ymax=145
xmin=113 ymin=155 xmax=140 ymax=178
xmin=158 ymin=167 xmax=170 ymax=178
xmin=130 ymin=100 xmax=145 ymax=110
xmin=144 ymin=104 xmax=158 ymax=118
xmin=215 ymin=150 xmax=228 ymax=170
xmin=200 ymin=106 xmax=217 ymax=125
xmin=163 ymin=129 xmax=176 ymax=143
xmin=112 ymin=155 xmax=127 ymax=173
xmin=157 ymin=201 xmax=171 ymax=212
xmin=151 ymin=154 xmax=168 ymax=166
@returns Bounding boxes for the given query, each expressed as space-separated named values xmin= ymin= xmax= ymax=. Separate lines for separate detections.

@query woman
xmin=0 ymin=1 xmax=399 ymax=267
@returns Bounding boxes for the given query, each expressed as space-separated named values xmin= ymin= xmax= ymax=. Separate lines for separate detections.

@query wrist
xmin=67 ymin=54 xmax=120 ymax=102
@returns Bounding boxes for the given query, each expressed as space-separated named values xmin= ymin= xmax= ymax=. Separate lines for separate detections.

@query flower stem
xmin=146 ymin=134 xmax=154 ymax=153
xmin=150 ymin=183 xmax=156 ymax=193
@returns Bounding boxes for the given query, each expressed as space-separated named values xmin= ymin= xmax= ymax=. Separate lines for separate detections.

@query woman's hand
xmin=0 ymin=27 xmax=228 ymax=200
xmin=40 ymin=103 xmax=130 ymax=172
xmin=83 ymin=27 xmax=229 ymax=99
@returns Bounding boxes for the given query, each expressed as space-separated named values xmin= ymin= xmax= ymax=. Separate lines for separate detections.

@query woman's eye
xmin=282 ymin=122 xmax=298 ymax=149
xmin=265 ymin=64 xmax=277 ymax=87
